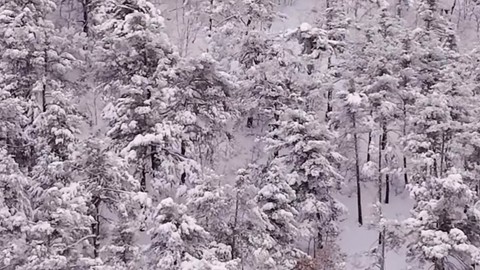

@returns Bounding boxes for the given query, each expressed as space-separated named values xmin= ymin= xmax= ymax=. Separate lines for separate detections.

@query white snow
xmin=346 ymin=93 xmax=363 ymax=106
xmin=299 ymin=22 xmax=312 ymax=32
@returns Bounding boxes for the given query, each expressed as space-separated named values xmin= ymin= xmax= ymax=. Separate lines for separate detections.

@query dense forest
xmin=2 ymin=0 xmax=480 ymax=269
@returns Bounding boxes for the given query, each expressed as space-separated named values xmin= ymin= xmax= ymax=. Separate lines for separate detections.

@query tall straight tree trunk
xmin=379 ymin=227 xmax=386 ymax=270
xmin=82 ymin=0 xmax=90 ymax=35
xmin=42 ymin=47 xmax=48 ymax=113
xmin=208 ymin=0 xmax=214 ymax=36
xmin=91 ymin=196 xmax=101 ymax=258
xmin=140 ymin=165 xmax=147 ymax=192
xmin=378 ymin=135 xmax=386 ymax=269
xmin=439 ymin=132 xmax=446 ymax=177
xmin=325 ymin=0 xmax=333 ymax=122
xmin=403 ymin=103 xmax=408 ymax=185
xmin=181 ymin=140 xmax=187 ymax=184
xmin=367 ymin=132 xmax=372 ymax=163
xmin=353 ymin=113 xmax=363 ymax=225
xmin=378 ymin=132 xmax=383 ymax=202
xmin=381 ymin=124 xmax=390 ymax=204
xmin=230 ymin=191 xmax=240 ymax=260
xmin=433 ymin=158 xmax=439 ymax=178
xmin=326 ymin=84 xmax=333 ymax=122
xmin=366 ymin=110 xmax=374 ymax=162
xmin=385 ymin=174 xmax=390 ymax=204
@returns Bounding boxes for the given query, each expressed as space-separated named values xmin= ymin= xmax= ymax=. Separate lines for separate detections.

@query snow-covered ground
xmin=338 ymin=184 xmax=413 ymax=270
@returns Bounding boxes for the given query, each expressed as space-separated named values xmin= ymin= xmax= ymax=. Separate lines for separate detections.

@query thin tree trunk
xmin=181 ymin=140 xmax=187 ymax=184
xmin=82 ymin=0 xmax=90 ymax=35
xmin=378 ymin=132 xmax=383 ymax=202
xmin=439 ymin=132 xmax=446 ymax=177
xmin=307 ymin=237 xmax=312 ymax=256
xmin=230 ymin=191 xmax=240 ymax=260
xmin=246 ymin=116 xmax=253 ymax=128
xmin=326 ymin=85 xmax=333 ymax=122
xmin=434 ymin=258 xmax=445 ymax=270
xmin=91 ymin=197 xmax=101 ymax=258
xmin=380 ymin=227 xmax=386 ymax=270
xmin=367 ymin=132 xmax=372 ymax=163
xmin=208 ymin=0 xmax=214 ymax=36
xmin=42 ymin=84 xmax=47 ymax=113
xmin=353 ymin=114 xmax=363 ymax=225
xmin=403 ymin=103 xmax=408 ymax=185
xmin=396 ymin=0 xmax=403 ymax=17
xmin=140 ymin=164 xmax=147 ymax=192
xmin=366 ymin=110 xmax=373 ymax=162
xmin=42 ymin=47 xmax=48 ymax=113
xmin=385 ymin=174 xmax=390 ymax=204
xmin=378 ymin=137 xmax=385 ymax=270
xmin=325 ymin=0 xmax=333 ymax=122
xmin=381 ymin=124 xmax=390 ymax=204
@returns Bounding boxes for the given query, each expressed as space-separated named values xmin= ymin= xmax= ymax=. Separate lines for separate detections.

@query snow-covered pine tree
xmin=185 ymin=170 xmax=232 ymax=248
xmin=23 ymin=102 xmax=95 ymax=267
xmin=120 ymin=52 xmax=236 ymax=199
xmin=330 ymin=79 xmax=370 ymax=226
xmin=404 ymin=173 xmax=480 ymax=269
xmin=97 ymin=0 xmax=177 ymax=192
xmin=156 ymin=53 xmax=235 ymax=184
xmin=456 ymin=48 xmax=480 ymax=192
xmin=0 ymin=78 xmax=28 ymax=166
xmin=0 ymin=149 xmax=32 ymax=269
xmin=0 ymin=0 xmax=97 ymax=268
xmin=70 ymin=138 xmax=143 ymax=263
xmin=202 ymin=0 xmax=279 ymax=129
xmin=207 ymin=0 xmax=276 ymax=61
xmin=239 ymin=35 xmax=298 ymax=130
xmin=255 ymin=160 xmax=304 ymax=269
xmin=0 ymin=0 xmax=58 ymax=168
xmin=228 ymin=164 xmax=272 ymax=268
xmin=323 ymin=0 xmax=348 ymax=119
xmin=0 ymin=0 xmax=56 ymax=101
xmin=397 ymin=29 xmax=417 ymax=186
xmin=347 ymin=7 xmax=413 ymax=268
xmin=362 ymin=5 xmax=407 ymax=203
xmin=265 ymin=108 xmax=345 ymax=258
xmin=146 ymin=197 xmax=238 ymax=270
xmin=22 ymin=106 xmax=93 ymax=270
xmin=405 ymin=0 xmax=468 ymax=182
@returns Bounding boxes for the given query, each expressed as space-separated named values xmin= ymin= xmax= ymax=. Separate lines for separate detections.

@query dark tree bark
xmin=91 ymin=196 xmax=101 ymax=258
xmin=230 ymin=190 xmax=240 ymax=260
xmin=353 ymin=114 xmax=363 ymax=225
xmin=180 ymin=140 xmax=187 ymax=184
xmin=402 ymin=103 xmax=409 ymax=185
xmin=82 ymin=0 xmax=91 ymax=35
xmin=381 ymin=125 xmax=389 ymax=204
xmin=246 ymin=116 xmax=253 ymax=128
